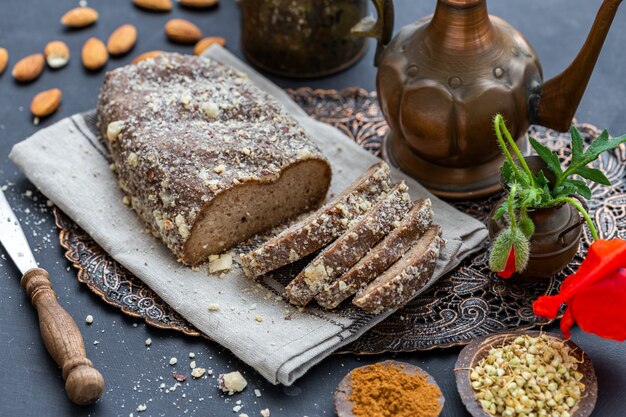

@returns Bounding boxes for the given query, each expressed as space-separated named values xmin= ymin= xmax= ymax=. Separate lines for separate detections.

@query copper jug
xmin=356 ymin=0 xmax=623 ymax=198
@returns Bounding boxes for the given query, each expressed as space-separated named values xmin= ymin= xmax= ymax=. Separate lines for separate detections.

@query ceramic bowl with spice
xmin=334 ymin=360 xmax=445 ymax=417
xmin=455 ymin=331 xmax=598 ymax=417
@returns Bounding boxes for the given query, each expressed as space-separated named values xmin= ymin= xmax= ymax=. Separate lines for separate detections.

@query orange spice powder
xmin=349 ymin=362 xmax=442 ymax=417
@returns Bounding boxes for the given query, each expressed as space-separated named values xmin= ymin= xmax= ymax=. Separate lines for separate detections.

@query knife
xmin=0 ymin=189 xmax=104 ymax=405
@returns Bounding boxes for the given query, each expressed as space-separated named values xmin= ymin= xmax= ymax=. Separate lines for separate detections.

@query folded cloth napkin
xmin=10 ymin=46 xmax=487 ymax=385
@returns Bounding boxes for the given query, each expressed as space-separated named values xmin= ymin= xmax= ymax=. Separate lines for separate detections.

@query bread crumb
xmin=208 ymin=304 xmax=220 ymax=311
xmin=254 ymin=389 xmax=262 ymax=397
xmin=191 ymin=367 xmax=206 ymax=378
xmin=261 ymin=409 xmax=270 ymax=417
xmin=218 ymin=371 xmax=247 ymax=395
xmin=145 ymin=338 xmax=152 ymax=346
xmin=169 ymin=357 xmax=177 ymax=366
xmin=136 ymin=404 xmax=147 ymax=412
xmin=85 ymin=315 xmax=94 ymax=324
xmin=209 ymin=253 xmax=232 ymax=274
xmin=213 ymin=164 xmax=226 ymax=174
xmin=255 ymin=315 xmax=263 ymax=323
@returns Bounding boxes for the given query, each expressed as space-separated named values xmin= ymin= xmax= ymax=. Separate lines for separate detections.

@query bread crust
xmin=352 ymin=225 xmax=444 ymax=314
xmin=97 ymin=53 xmax=331 ymax=264
xmin=240 ymin=162 xmax=392 ymax=278
xmin=315 ymin=198 xmax=433 ymax=309
xmin=285 ymin=182 xmax=412 ymax=306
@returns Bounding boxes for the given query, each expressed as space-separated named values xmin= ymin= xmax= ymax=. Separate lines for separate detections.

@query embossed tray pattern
xmin=55 ymin=88 xmax=626 ymax=354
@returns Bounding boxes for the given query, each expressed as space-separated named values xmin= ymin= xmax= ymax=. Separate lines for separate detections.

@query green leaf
xmin=570 ymin=125 xmax=584 ymax=163
xmin=576 ymin=166 xmax=611 ymax=186
xmin=529 ymin=136 xmax=563 ymax=178
xmin=562 ymin=178 xmax=592 ymax=200
xmin=534 ymin=170 xmax=550 ymax=189
xmin=501 ymin=161 xmax=514 ymax=185
xmin=582 ymin=130 xmax=626 ymax=164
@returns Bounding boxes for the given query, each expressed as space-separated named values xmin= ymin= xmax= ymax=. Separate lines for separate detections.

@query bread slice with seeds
xmin=240 ymin=162 xmax=392 ymax=278
xmin=352 ymin=225 xmax=444 ymax=314
xmin=315 ymin=198 xmax=433 ymax=309
xmin=285 ymin=182 xmax=412 ymax=306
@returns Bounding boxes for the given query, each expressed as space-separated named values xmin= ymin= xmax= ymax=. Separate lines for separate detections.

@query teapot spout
xmin=534 ymin=0 xmax=623 ymax=131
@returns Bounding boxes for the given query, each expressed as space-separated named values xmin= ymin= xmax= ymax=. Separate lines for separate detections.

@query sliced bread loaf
xmin=285 ymin=182 xmax=412 ymax=306
xmin=240 ymin=162 xmax=392 ymax=278
xmin=315 ymin=198 xmax=433 ymax=309
xmin=352 ymin=225 xmax=444 ymax=314
xmin=98 ymin=53 xmax=332 ymax=265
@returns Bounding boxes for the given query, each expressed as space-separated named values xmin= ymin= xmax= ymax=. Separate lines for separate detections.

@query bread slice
xmin=97 ymin=53 xmax=332 ymax=265
xmin=315 ymin=198 xmax=433 ymax=309
xmin=352 ymin=225 xmax=443 ymax=314
xmin=240 ymin=162 xmax=392 ymax=278
xmin=285 ymin=182 xmax=412 ymax=306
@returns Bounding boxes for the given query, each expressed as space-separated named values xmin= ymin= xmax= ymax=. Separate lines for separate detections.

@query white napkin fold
xmin=10 ymin=46 xmax=487 ymax=385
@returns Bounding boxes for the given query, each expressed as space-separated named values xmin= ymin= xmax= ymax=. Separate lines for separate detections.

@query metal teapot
xmin=356 ymin=0 xmax=623 ymax=198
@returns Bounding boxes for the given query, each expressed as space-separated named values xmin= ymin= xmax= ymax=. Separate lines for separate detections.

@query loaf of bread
xmin=352 ymin=225 xmax=444 ymax=314
xmin=241 ymin=162 xmax=392 ymax=278
xmin=97 ymin=53 xmax=332 ymax=265
xmin=315 ymin=198 xmax=433 ymax=309
xmin=285 ymin=182 xmax=412 ymax=306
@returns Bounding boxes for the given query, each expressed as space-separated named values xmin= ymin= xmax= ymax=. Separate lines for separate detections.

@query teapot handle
xmin=352 ymin=0 xmax=395 ymax=66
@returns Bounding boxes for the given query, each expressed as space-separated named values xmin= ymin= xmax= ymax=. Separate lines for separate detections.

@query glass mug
xmin=239 ymin=0 xmax=369 ymax=78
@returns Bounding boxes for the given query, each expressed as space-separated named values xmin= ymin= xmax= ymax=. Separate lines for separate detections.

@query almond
xmin=0 ymin=48 xmax=8 ymax=75
xmin=165 ymin=19 xmax=202 ymax=44
xmin=132 ymin=50 xmax=163 ymax=64
xmin=82 ymin=38 xmax=108 ymax=71
xmin=44 ymin=41 xmax=70 ymax=69
xmin=132 ymin=0 xmax=173 ymax=12
xmin=31 ymin=88 xmax=62 ymax=117
xmin=194 ymin=37 xmax=226 ymax=56
xmin=178 ymin=0 xmax=219 ymax=8
xmin=60 ymin=7 xmax=99 ymax=28
xmin=107 ymin=24 xmax=138 ymax=56
xmin=12 ymin=54 xmax=45 ymax=82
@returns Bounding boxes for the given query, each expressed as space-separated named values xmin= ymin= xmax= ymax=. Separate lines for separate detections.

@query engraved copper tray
xmin=54 ymin=88 xmax=626 ymax=354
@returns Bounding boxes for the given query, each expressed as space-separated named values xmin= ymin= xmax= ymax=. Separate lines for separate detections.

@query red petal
xmin=559 ymin=305 xmax=575 ymax=340
xmin=568 ymin=268 xmax=626 ymax=341
xmin=533 ymin=294 xmax=566 ymax=319
xmin=498 ymin=247 xmax=516 ymax=279
xmin=559 ymin=239 xmax=626 ymax=299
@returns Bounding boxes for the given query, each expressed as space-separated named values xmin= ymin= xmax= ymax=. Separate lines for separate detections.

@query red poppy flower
xmin=498 ymin=247 xmax=516 ymax=279
xmin=533 ymin=239 xmax=626 ymax=340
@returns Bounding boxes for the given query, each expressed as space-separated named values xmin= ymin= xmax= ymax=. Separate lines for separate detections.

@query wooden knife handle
xmin=21 ymin=268 xmax=104 ymax=405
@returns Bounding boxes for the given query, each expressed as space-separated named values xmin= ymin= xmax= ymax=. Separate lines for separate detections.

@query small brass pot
xmin=488 ymin=156 xmax=584 ymax=280
xmin=239 ymin=0 xmax=369 ymax=78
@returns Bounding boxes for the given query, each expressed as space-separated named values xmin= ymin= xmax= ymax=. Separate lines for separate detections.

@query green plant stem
xmin=494 ymin=115 xmax=522 ymax=178
xmin=496 ymin=116 xmax=535 ymax=187
xmin=507 ymin=186 xmax=518 ymax=229
xmin=548 ymin=196 xmax=599 ymax=241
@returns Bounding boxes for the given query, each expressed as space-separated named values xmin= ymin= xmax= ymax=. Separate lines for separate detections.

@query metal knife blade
xmin=0 ymin=189 xmax=38 ymax=274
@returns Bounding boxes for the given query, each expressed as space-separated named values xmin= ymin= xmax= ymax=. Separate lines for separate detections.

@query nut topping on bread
xmin=352 ymin=225 xmax=444 ymax=314
xmin=98 ymin=53 xmax=331 ymax=265
xmin=316 ymin=198 xmax=433 ymax=309
xmin=285 ymin=182 xmax=412 ymax=306
xmin=241 ymin=162 xmax=393 ymax=278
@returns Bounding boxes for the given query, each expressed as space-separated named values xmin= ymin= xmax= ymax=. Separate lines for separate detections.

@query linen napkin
xmin=10 ymin=46 xmax=487 ymax=385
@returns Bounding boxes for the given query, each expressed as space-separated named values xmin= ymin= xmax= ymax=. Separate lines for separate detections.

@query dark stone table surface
xmin=1 ymin=0 xmax=625 ymax=416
